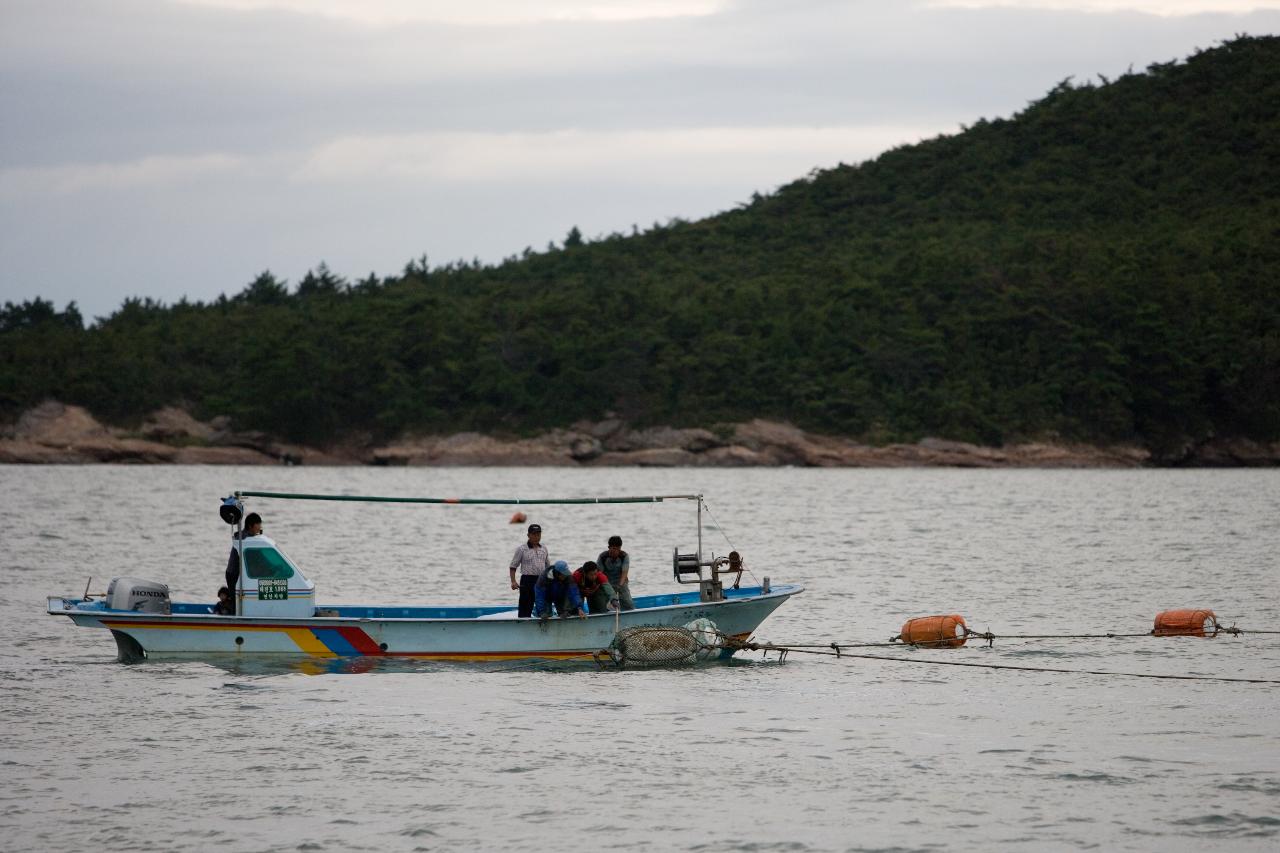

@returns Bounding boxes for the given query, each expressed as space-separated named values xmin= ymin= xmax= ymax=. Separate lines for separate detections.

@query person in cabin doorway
xmin=212 ymin=585 xmax=235 ymax=615
xmin=509 ymin=523 xmax=551 ymax=618
xmin=224 ymin=512 xmax=263 ymax=600
xmin=596 ymin=535 xmax=635 ymax=611
xmin=573 ymin=560 xmax=618 ymax=615
xmin=534 ymin=561 xmax=587 ymax=621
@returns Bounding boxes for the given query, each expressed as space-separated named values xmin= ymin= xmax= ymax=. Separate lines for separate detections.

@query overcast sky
xmin=2 ymin=0 xmax=1277 ymax=321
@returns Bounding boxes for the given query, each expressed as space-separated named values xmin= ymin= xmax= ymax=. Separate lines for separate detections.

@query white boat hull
xmin=48 ymin=585 xmax=800 ymax=662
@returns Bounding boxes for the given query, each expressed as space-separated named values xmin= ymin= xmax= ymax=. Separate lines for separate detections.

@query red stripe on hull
xmin=336 ymin=626 xmax=386 ymax=655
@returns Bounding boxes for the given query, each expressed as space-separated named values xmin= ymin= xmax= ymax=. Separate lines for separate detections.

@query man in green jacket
xmin=596 ymin=535 xmax=634 ymax=611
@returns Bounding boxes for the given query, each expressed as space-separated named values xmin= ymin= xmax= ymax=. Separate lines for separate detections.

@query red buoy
xmin=509 ymin=512 xmax=527 ymax=524
xmin=1153 ymin=609 xmax=1218 ymax=637
xmin=898 ymin=614 xmax=968 ymax=648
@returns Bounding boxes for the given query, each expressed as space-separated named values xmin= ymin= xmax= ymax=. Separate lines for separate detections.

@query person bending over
xmin=573 ymin=561 xmax=618 ymax=614
xmin=533 ymin=561 xmax=587 ymax=621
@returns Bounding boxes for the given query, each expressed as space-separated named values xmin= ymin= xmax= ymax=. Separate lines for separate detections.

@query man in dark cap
xmin=508 ymin=523 xmax=551 ymax=618
xmin=224 ymin=512 xmax=264 ymax=613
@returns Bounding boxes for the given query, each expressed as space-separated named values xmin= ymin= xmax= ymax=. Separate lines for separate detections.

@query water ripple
xmin=4 ymin=466 xmax=1278 ymax=852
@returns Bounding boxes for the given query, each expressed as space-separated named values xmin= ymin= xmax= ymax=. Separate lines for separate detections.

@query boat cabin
xmin=234 ymin=534 xmax=315 ymax=617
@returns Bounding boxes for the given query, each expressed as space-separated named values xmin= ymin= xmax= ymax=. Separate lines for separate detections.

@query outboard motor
xmin=106 ymin=578 xmax=171 ymax=614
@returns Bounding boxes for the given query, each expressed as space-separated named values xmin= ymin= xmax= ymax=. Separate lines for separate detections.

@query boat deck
xmin=63 ymin=585 xmax=781 ymax=620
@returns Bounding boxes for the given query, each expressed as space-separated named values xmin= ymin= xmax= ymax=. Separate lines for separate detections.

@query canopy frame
xmin=234 ymin=489 xmax=707 ymax=569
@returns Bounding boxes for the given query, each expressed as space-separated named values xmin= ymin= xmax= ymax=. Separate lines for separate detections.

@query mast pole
xmin=697 ymin=494 xmax=703 ymax=565
xmin=234 ymin=491 xmax=244 ymax=617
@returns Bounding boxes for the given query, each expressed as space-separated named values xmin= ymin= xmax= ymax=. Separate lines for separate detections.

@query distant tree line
xmin=3 ymin=36 xmax=1278 ymax=458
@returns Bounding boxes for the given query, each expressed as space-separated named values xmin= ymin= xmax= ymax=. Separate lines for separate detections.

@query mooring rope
xmin=764 ymin=630 xmax=1246 ymax=650
xmin=961 ymin=631 xmax=1153 ymax=642
xmin=494 ymin=627 xmax=1280 ymax=681
xmin=726 ymin=641 xmax=1280 ymax=684
xmin=967 ymin=628 xmax=1280 ymax=640
xmin=872 ymin=625 xmax=1280 ymax=647
xmin=752 ymin=641 xmax=904 ymax=649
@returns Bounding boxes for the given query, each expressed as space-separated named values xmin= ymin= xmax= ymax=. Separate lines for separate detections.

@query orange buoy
xmin=1153 ymin=609 xmax=1218 ymax=637
xmin=898 ymin=614 xmax=968 ymax=648
xmin=509 ymin=512 xmax=527 ymax=524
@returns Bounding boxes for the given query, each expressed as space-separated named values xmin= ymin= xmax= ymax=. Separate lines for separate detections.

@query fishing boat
xmin=46 ymin=490 xmax=801 ymax=663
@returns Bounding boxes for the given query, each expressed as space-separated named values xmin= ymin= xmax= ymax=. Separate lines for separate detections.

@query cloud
xmin=0 ymin=121 xmax=946 ymax=316
xmin=169 ymin=0 xmax=730 ymax=26
xmin=927 ymin=1 xmax=1279 ymax=13
xmin=293 ymin=126 xmax=939 ymax=186
xmin=173 ymin=0 xmax=1280 ymax=24
xmin=6 ymin=2 xmax=1278 ymax=172
xmin=1 ymin=153 xmax=245 ymax=198
xmin=0 ymin=125 xmax=940 ymax=201
xmin=3 ymin=0 xmax=1279 ymax=318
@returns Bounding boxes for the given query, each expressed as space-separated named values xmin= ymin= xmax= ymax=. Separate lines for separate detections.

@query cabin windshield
xmin=244 ymin=547 xmax=295 ymax=580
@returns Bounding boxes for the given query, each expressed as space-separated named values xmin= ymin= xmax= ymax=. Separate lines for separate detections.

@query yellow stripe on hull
xmin=284 ymin=628 xmax=336 ymax=656
xmin=104 ymin=621 xmax=335 ymax=655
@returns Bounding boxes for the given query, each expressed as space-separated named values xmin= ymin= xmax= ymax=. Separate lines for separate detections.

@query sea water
xmin=1 ymin=466 xmax=1277 ymax=852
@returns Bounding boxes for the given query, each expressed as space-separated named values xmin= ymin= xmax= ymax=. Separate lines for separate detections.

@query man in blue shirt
xmin=533 ymin=561 xmax=587 ymax=621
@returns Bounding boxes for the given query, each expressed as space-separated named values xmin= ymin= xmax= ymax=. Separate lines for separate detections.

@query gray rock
xmin=569 ymin=436 xmax=603 ymax=461
xmin=12 ymin=401 xmax=108 ymax=445
xmin=695 ymin=445 xmax=772 ymax=466
xmin=608 ymin=426 xmax=722 ymax=453
xmin=140 ymin=406 xmax=217 ymax=442
xmin=173 ymin=446 xmax=280 ymax=465
xmin=589 ymin=418 xmax=626 ymax=440
xmin=591 ymin=448 xmax=700 ymax=466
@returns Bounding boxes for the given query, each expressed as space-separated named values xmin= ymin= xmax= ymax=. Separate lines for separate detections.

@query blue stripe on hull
xmin=311 ymin=628 xmax=360 ymax=655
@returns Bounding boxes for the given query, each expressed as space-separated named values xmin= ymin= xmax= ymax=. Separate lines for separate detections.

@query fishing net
xmin=608 ymin=619 xmax=725 ymax=668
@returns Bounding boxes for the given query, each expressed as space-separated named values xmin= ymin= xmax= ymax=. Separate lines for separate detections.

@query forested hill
xmin=3 ymin=36 xmax=1278 ymax=458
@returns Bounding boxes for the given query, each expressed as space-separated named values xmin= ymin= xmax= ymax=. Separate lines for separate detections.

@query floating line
xmin=961 ymin=629 xmax=1277 ymax=641
xmin=961 ymin=632 xmax=1157 ymax=641
xmin=759 ymin=641 xmax=904 ymax=649
xmin=731 ymin=642 xmax=1280 ymax=685
xmin=872 ymin=627 xmax=1278 ymax=647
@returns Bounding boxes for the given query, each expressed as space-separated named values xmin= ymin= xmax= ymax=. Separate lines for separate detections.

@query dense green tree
xmin=2 ymin=36 xmax=1278 ymax=458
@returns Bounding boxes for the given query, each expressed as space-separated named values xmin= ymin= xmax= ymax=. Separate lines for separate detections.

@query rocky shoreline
xmin=1 ymin=401 xmax=1276 ymax=467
